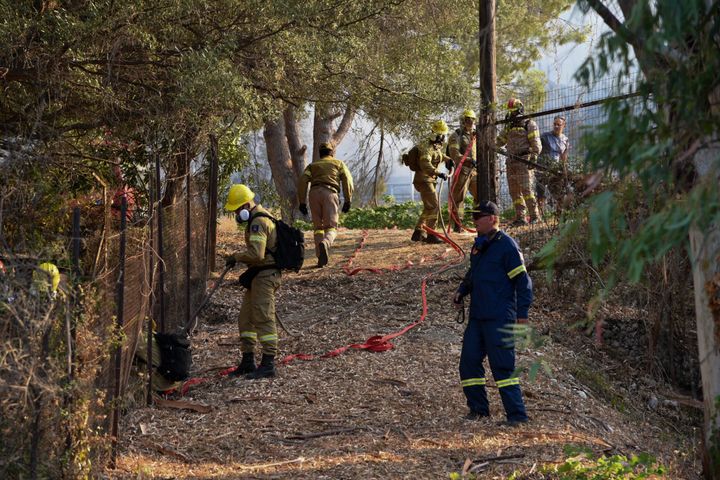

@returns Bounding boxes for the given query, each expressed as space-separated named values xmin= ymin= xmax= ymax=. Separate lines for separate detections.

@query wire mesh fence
xmin=0 ymin=145 xmax=218 ymax=476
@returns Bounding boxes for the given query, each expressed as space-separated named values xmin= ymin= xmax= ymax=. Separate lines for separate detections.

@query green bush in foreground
xmin=541 ymin=445 xmax=667 ymax=479
xmin=448 ymin=445 xmax=667 ymax=480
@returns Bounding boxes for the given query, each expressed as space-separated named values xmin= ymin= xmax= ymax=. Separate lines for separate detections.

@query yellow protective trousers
xmin=309 ymin=186 xmax=339 ymax=252
xmin=450 ymin=166 xmax=478 ymax=228
xmin=506 ymin=160 xmax=539 ymax=221
xmin=414 ymin=180 xmax=439 ymax=231
xmin=238 ymin=270 xmax=282 ymax=356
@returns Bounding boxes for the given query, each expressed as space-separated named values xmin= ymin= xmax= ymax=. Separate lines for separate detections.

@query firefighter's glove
xmin=528 ymin=155 xmax=538 ymax=170
xmin=342 ymin=200 xmax=351 ymax=213
xmin=299 ymin=203 xmax=308 ymax=216
xmin=437 ymin=172 xmax=448 ymax=181
xmin=452 ymin=291 xmax=464 ymax=309
xmin=224 ymin=255 xmax=238 ymax=269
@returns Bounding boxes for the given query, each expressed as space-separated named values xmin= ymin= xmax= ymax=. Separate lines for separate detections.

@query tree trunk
xmin=371 ymin=123 xmax=385 ymax=206
xmin=312 ymin=103 xmax=356 ymax=162
xmin=691 ymin=142 xmax=720 ymax=479
xmin=263 ymin=117 xmax=297 ymax=221
xmin=284 ymin=106 xmax=307 ymax=178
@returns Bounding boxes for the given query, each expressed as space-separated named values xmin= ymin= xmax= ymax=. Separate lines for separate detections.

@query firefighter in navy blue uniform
xmin=453 ymin=200 xmax=532 ymax=425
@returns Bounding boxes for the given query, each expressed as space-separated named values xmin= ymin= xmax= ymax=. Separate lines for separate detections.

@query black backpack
xmin=251 ymin=212 xmax=305 ymax=272
xmin=400 ymin=145 xmax=421 ymax=172
xmin=154 ymin=332 xmax=192 ymax=382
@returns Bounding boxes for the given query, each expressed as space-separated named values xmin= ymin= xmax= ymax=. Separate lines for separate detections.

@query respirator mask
xmin=235 ymin=208 xmax=250 ymax=223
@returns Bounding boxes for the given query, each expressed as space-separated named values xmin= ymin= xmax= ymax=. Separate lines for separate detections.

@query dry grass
xmin=111 ymin=219 xmax=702 ymax=479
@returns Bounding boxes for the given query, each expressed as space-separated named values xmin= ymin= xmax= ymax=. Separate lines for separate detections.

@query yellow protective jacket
xmin=413 ymin=142 xmax=445 ymax=183
xmin=448 ymin=128 xmax=477 ymax=164
xmin=497 ymin=118 xmax=541 ymax=158
xmin=232 ymin=205 xmax=277 ymax=267
xmin=297 ymin=155 xmax=354 ymax=203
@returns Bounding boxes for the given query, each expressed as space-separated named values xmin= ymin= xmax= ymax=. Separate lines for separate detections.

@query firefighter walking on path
xmin=452 ymin=201 xmax=532 ymax=425
xmin=411 ymin=120 xmax=450 ymax=243
xmin=448 ymin=109 xmax=479 ymax=232
xmin=224 ymin=184 xmax=282 ymax=379
xmin=297 ymin=141 xmax=353 ymax=267
xmin=498 ymin=98 xmax=542 ymax=225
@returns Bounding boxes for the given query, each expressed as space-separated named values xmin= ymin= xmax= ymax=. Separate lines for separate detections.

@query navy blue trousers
xmin=459 ymin=318 xmax=528 ymax=421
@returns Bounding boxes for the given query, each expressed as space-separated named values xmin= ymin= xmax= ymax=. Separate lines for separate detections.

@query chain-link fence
xmin=0 ymin=145 xmax=218 ymax=476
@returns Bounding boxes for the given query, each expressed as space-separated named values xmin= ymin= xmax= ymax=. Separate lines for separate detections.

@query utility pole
xmin=477 ymin=0 xmax=497 ymax=202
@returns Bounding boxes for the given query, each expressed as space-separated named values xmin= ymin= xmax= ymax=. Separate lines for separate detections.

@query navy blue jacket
xmin=457 ymin=230 xmax=533 ymax=321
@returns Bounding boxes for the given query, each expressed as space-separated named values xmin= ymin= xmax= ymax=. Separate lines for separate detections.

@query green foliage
xmin=544 ymin=445 xmax=667 ymax=479
xmin=544 ymin=0 xmax=720 ymax=294
xmin=341 ymin=202 xmax=423 ymax=230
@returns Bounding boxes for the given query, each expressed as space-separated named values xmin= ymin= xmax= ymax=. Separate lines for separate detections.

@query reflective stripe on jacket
xmin=498 ymin=119 xmax=541 ymax=157
xmin=457 ymin=230 xmax=533 ymax=321
xmin=235 ymin=205 xmax=277 ymax=267
xmin=413 ymin=142 xmax=445 ymax=183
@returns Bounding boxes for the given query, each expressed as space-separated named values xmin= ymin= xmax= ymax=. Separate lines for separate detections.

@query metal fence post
xmin=185 ymin=155 xmax=191 ymax=333
xmin=110 ymin=197 xmax=127 ymax=468
xmin=147 ymin=176 xmax=154 ymax=406
xmin=207 ymin=135 xmax=219 ymax=274
xmin=155 ymin=155 xmax=166 ymax=333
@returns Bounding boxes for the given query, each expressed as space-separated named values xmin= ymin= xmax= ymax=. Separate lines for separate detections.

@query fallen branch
xmin=143 ymin=440 xmax=192 ymax=463
xmin=153 ymin=395 xmax=212 ymax=413
xmin=240 ymin=456 xmax=306 ymax=470
xmin=286 ymin=426 xmax=364 ymax=440
xmin=473 ymin=453 xmax=526 ymax=463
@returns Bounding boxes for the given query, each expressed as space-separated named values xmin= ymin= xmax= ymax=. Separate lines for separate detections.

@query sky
xmin=535 ymin=5 xmax=610 ymax=86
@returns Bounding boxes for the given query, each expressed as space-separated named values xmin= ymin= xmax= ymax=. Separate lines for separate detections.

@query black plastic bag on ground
xmin=154 ymin=332 xmax=192 ymax=381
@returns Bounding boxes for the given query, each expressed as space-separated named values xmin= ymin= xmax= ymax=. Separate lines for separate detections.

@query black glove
xmin=299 ymin=203 xmax=308 ymax=216
xmin=528 ymin=155 xmax=537 ymax=170
xmin=437 ymin=172 xmax=448 ymax=181
xmin=342 ymin=200 xmax=351 ymax=213
xmin=225 ymin=255 xmax=237 ymax=269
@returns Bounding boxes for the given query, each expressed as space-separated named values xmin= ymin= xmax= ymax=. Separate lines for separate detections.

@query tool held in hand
xmin=185 ymin=264 xmax=233 ymax=335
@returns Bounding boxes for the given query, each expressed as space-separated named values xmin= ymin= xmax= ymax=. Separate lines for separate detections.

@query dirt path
xmin=113 ymin=223 xmax=702 ymax=479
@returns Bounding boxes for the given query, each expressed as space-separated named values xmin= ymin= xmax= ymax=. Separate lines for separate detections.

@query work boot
xmin=465 ymin=410 xmax=490 ymax=421
xmin=498 ymin=418 xmax=529 ymax=428
xmin=229 ymin=352 xmax=256 ymax=377
xmin=423 ymin=235 xmax=443 ymax=244
xmin=246 ymin=354 xmax=276 ymax=379
xmin=411 ymin=230 xmax=425 ymax=242
xmin=317 ymin=241 xmax=329 ymax=268
xmin=452 ymin=224 xmax=463 ymax=234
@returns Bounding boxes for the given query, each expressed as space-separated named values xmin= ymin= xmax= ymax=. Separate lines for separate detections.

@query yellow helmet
xmin=34 ymin=262 xmax=60 ymax=293
xmin=462 ymin=109 xmax=477 ymax=120
xmin=224 ymin=184 xmax=254 ymax=212
xmin=431 ymin=119 xmax=449 ymax=135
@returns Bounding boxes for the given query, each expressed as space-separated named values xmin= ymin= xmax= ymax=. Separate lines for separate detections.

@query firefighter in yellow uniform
xmin=448 ymin=109 xmax=479 ymax=232
xmin=224 ymin=184 xmax=281 ymax=379
xmin=411 ymin=120 xmax=449 ymax=244
xmin=297 ymin=141 xmax=353 ymax=267
xmin=497 ymin=98 xmax=542 ymax=225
